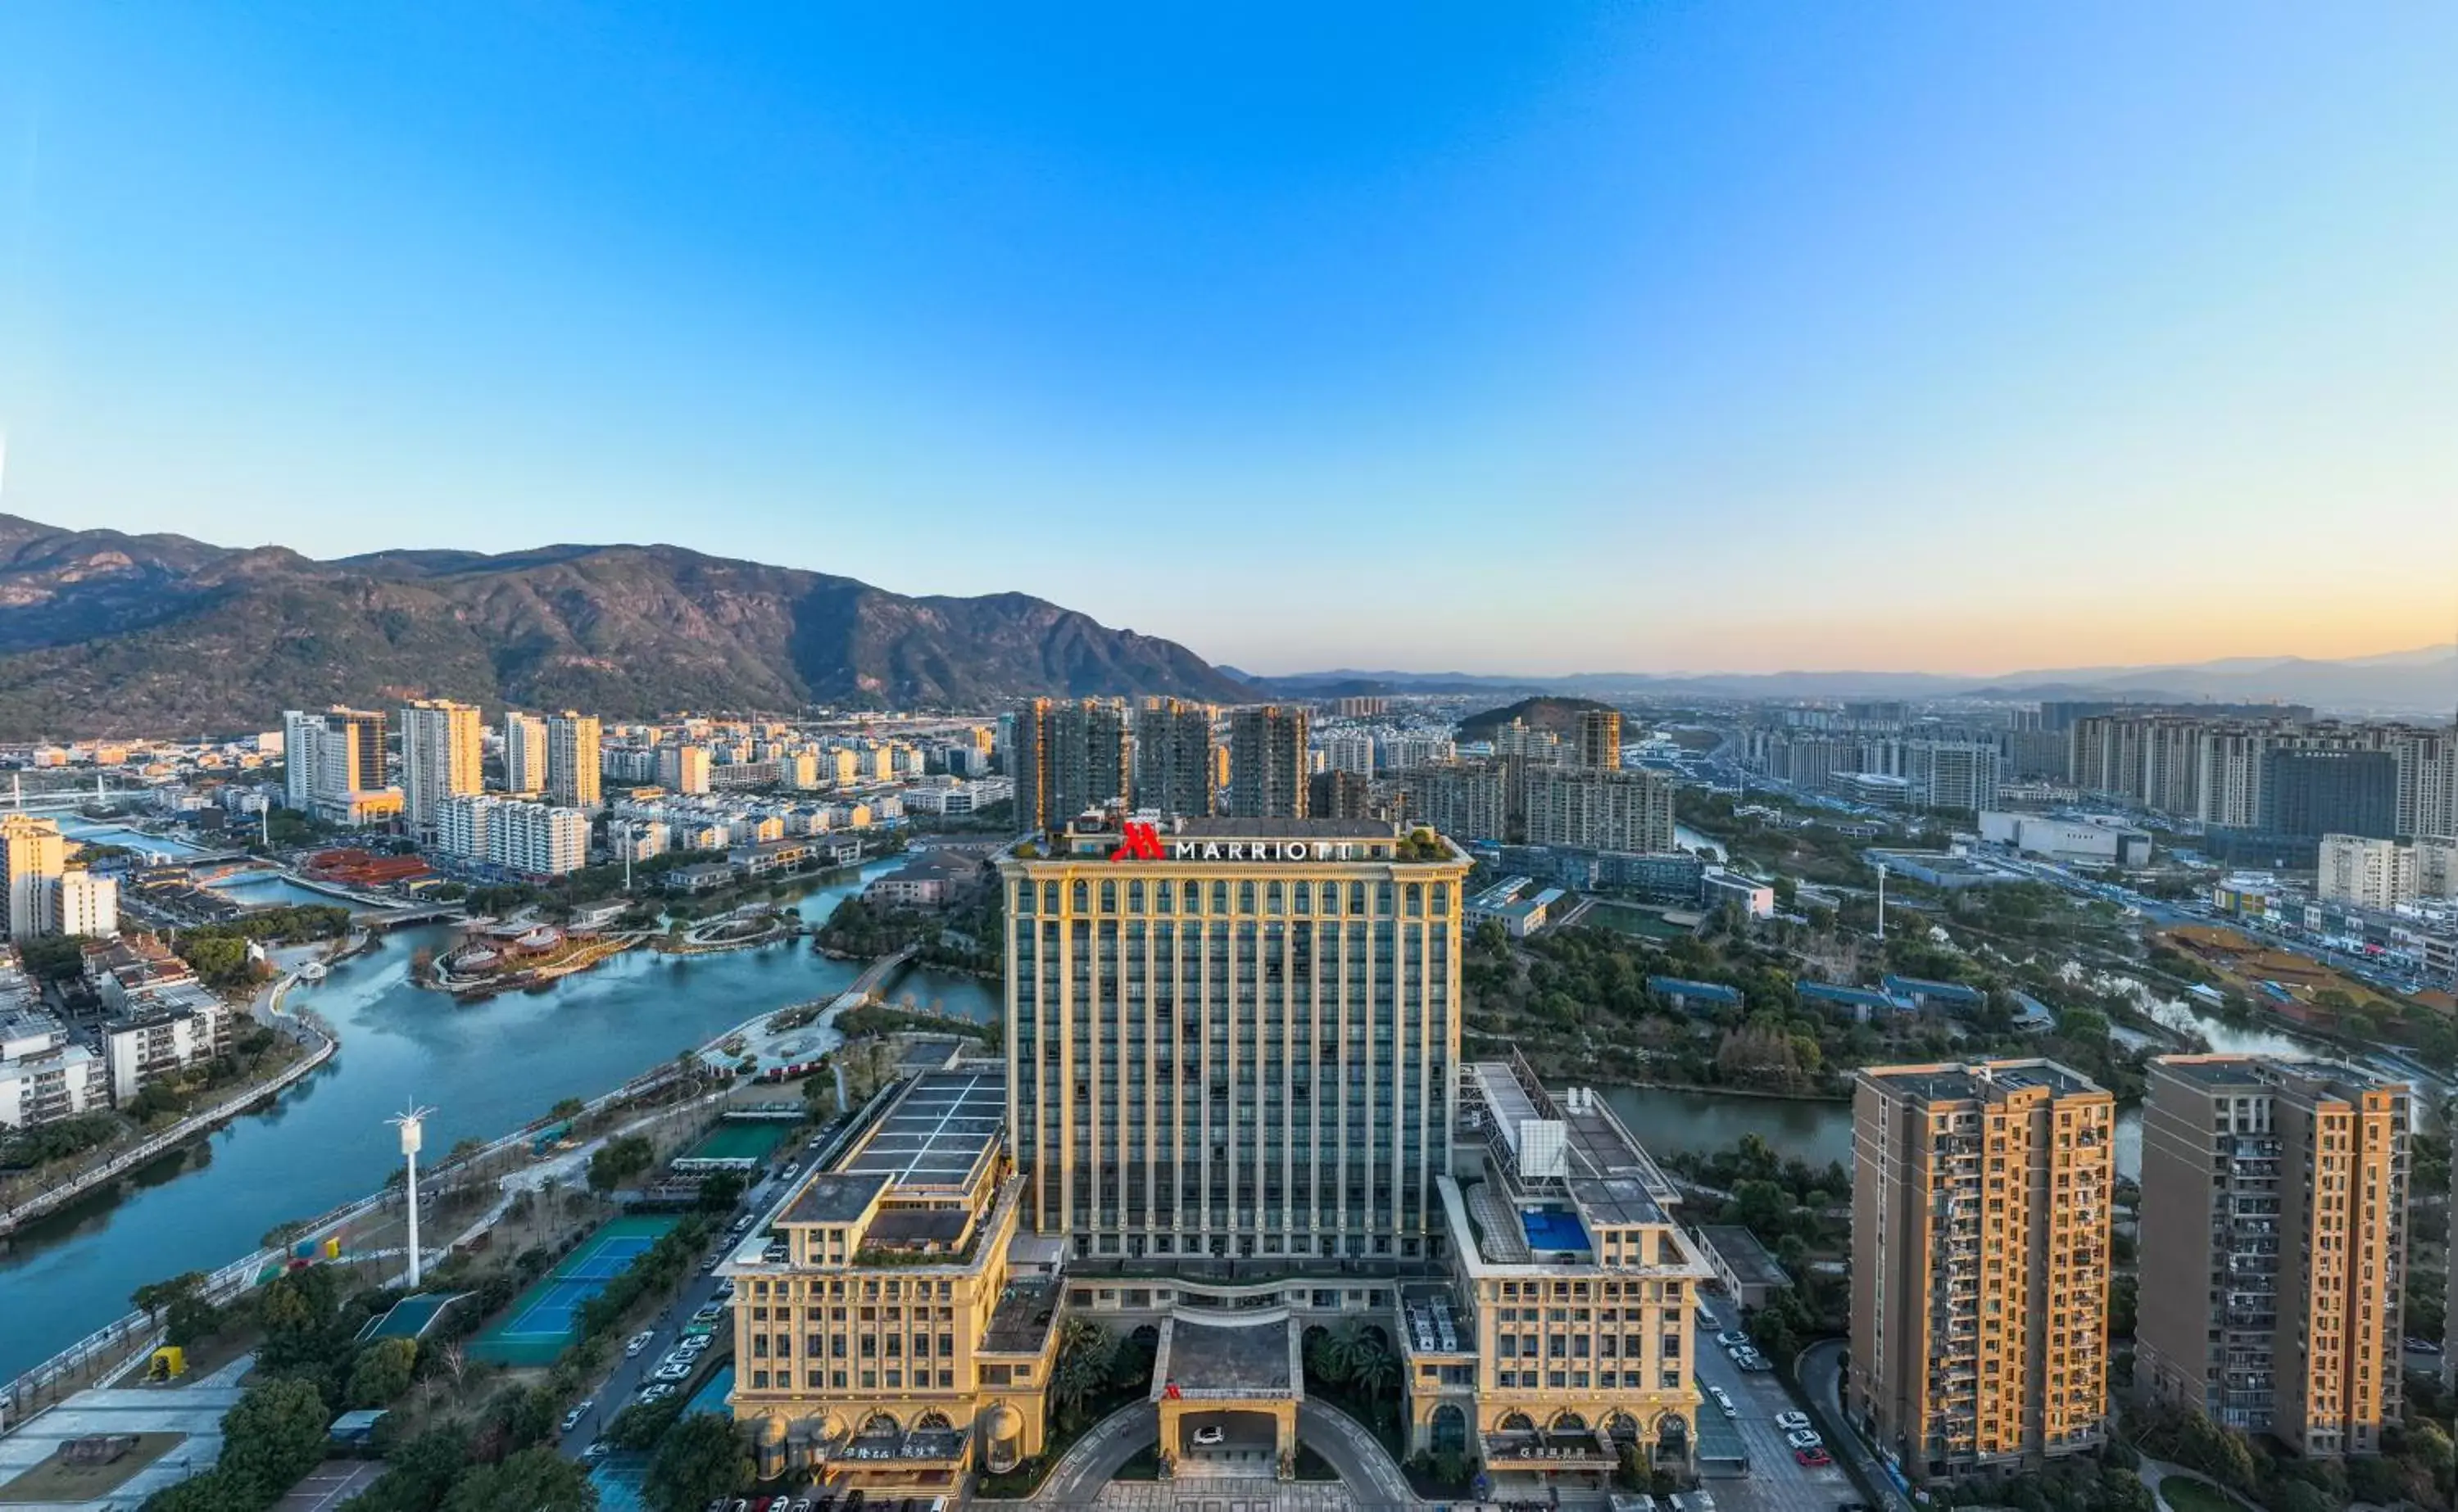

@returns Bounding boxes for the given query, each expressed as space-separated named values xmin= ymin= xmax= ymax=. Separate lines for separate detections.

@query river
xmin=0 ymin=862 xmax=999 ymax=1383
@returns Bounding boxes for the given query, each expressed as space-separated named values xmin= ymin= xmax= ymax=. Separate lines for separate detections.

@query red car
xmin=1794 ymin=1447 xmax=1833 ymax=1469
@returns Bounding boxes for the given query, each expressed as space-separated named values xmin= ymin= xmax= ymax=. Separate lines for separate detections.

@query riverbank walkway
xmin=0 ymin=949 xmax=339 ymax=1239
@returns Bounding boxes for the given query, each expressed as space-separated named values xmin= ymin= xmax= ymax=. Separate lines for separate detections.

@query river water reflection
xmin=0 ymin=863 xmax=998 ymax=1382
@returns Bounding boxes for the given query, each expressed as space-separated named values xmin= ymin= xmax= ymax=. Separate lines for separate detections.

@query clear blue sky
xmin=2 ymin=3 xmax=2452 ymax=675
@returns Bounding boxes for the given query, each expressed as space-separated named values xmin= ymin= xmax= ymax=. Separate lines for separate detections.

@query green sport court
xmin=685 ymin=1121 xmax=791 ymax=1161
xmin=472 ymin=1214 xmax=680 ymax=1366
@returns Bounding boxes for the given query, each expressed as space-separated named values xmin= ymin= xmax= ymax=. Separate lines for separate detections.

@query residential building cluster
xmin=1850 ymin=1053 xmax=2410 ymax=1484
xmin=1 ymin=813 xmax=121 ymax=940
xmin=0 ymin=935 xmax=232 ymax=1129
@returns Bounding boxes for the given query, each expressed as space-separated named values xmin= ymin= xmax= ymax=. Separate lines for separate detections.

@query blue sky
xmin=2 ymin=3 xmax=2453 ymax=675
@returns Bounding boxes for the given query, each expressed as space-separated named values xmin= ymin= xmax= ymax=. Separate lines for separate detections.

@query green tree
xmin=1050 ymin=1318 xmax=1118 ymax=1429
xmin=347 ymin=1427 xmax=472 ymax=1512
xmin=143 ymin=1469 xmax=259 ymax=1512
xmin=167 ymin=1294 xmax=225 ymax=1350
xmin=347 ymin=1338 xmax=419 ymax=1407
xmin=443 ymin=1448 xmax=596 ymax=1512
xmin=133 ymin=1271 xmax=209 ymax=1320
xmin=643 ymin=1413 xmax=751 ymax=1512
xmin=215 ymin=1378 xmax=332 ymax=1503
xmin=587 ymin=1134 xmax=656 ymax=1193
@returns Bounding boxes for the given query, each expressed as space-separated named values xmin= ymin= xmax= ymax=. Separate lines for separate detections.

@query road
xmin=552 ymin=1143 xmax=820 ymax=1458
xmin=1692 ymin=1295 xmax=1862 ymax=1512
xmin=1794 ymin=1339 xmax=1907 ymax=1512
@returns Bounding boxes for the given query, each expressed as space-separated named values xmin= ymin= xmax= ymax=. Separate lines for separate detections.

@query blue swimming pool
xmin=1522 ymin=1209 xmax=1589 ymax=1253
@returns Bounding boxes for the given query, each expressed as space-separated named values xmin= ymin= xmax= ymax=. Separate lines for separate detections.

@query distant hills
xmin=1247 ymin=653 xmax=2458 ymax=718
xmin=0 ymin=515 xmax=1252 ymax=739
xmin=1454 ymin=696 xmax=1619 ymax=742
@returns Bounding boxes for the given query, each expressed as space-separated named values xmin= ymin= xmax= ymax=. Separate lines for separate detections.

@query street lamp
xmin=388 ymin=1102 xmax=436 ymax=1288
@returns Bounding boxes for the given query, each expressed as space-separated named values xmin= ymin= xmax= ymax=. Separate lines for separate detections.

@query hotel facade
xmin=732 ymin=815 xmax=1710 ymax=1494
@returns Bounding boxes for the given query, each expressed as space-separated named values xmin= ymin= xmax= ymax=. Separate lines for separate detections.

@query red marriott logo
xmin=1109 ymin=822 xmax=1166 ymax=861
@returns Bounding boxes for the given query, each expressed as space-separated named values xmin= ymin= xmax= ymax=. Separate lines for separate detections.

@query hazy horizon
xmin=5 ymin=4 xmax=2455 ymax=675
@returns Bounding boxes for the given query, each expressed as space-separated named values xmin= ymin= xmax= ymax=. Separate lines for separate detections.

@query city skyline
xmin=4 ymin=4 xmax=2456 ymax=674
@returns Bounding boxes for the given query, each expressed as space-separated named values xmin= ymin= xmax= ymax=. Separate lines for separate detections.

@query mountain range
xmin=1241 ymin=654 xmax=2458 ymax=718
xmin=0 ymin=514 xmax=1252 ymax=739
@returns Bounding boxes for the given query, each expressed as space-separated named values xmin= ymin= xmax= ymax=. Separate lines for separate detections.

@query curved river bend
xmin=0 ymin=866 xmax=997 ymax=1382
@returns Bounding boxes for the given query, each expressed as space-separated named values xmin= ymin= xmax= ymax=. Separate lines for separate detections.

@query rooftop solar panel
xmin=839 ymin=1071 xmax=1005 ymax=1190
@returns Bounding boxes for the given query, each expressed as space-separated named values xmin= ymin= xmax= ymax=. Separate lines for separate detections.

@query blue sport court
xmin=473 ymin=1213 xmax=680 ymax=1365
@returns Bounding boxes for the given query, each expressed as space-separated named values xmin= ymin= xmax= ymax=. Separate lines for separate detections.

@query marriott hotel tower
xmin=993 ymin=816 xmax=1471 ymax=1263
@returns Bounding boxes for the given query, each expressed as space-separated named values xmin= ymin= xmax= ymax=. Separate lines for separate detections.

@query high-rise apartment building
xmin=400 ymin=699 xmax=483 ymax=843
xmin=37 ymin=871 xmax=119 ymax=939
xmin=1524 ymin=768 xmax=1675 ymax=854
xmin=272 ymin=706 xmax=401 ymax=825
xmin=2316 ymin=834 xmax=2418 ymax=910
xmin=1010 ymin=699 xmax=1132 ymax=832
xmin=437 ymin=794 xmax=592 ymax=877
xmin=660 ymin=745 xmax=712 ymax=795
xmin=1227 ymin=706 xmax=1309 ymax=820
xmin=1904 ymin=740 xmax=2002 ymax=813
xmin=1850 ymin=1060 xmax=2115 ymax=1483
xmin=1131 ymin=699 xmax=1215 ymax=819
xmin=1396 ymin=764 xmax=1508 ymax=844
xmin=547 ymin=712 xmax=603 ymax=808
xmin=1574 ymin=709 xmax=1622 ymax=772
xmin=1308 ymin=768 xmax=1371 ymax=821
xmin=2136 ymin=1056 xmax=2409 ymax=1456
xmin=0 ymin=815 xmax=69 ymax=939
xmin=994 ymin=817 xmax=1467 ymax=1260
xmin=501 ymin=710 xmax=548 ymax=794
xmin=1325 ymin=732 xmax=1377 ymax=779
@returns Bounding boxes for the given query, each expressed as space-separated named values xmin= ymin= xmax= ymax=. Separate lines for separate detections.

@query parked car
xmin=583 ymin=1440 xmax=610 ymax=1463
xmin=1794 ymin=1448 xmax=1833 ymax=1469
xmin=654 ymin=1361 xmax=695 ymax=1383
xmin=625 ymin=1331 xmax=656 ymax=1358
xmin=1775 ymin=1411 xmax=1812 ymax=1433
xmin=1733 ymin=1351 xmax=1772 ymax=1373
xmin=637 ymin=1383 xmax=678 ymax=1403
xmin=1785 ymin=1428 xmax=1825 ymax=1451
xmin=1716 ymin=1330 xmax=1751 ymax=1348
xmin=678 ymin=1334 xmax=714 ymax=1354
xmin=1707 ymin=1387 xmax=1736 ymax=1417
xmin=1193 ymin=1425 xmax=1225 ymax=1446
xmin=560 ymin=1401 xmax=592 ymax=1433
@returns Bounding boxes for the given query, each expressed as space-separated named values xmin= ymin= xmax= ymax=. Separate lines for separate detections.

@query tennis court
xmin=472 ymin=1214 xmax=680 ymax=1365
xmin=355 ymin=1291 xmax=463 ymax=1342
xmin=685 ymin=1120 xmax=791 ymax=1161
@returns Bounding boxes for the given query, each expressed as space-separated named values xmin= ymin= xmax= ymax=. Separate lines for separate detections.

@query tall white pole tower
xmin=388 ymin=1102 xmax=436 ymax=1288
xmin=1875 ymin=862 xmax=1889 ymax=943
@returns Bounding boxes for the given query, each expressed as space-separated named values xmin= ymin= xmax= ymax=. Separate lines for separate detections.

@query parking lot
xmin=1692 ymin=1295 xmax=1861 ymax=1512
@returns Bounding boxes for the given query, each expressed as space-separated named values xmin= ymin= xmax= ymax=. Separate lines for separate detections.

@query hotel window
xmin=1267 ymin=881 xmax=1283 ymax=914
xmin=1431 ymin=882 xmax=1449 ymax=915
xmin=1128 ymin=880 xmax=1145 ymax=911
xmin=1044 ymin=881 xmax=1059 ymax=912
xmin=1017 ymin=882 xmax=1035 ymax=915
xmin=1239 ymin=881 xmax=1256 ymax=912
xmin=1293 ymin=883 xmax=1311 ymax=914
xmin=1213 ymin=882 xmax=1231 ymax=913
xmin=1101 ymin=880 xmax=1118 ymax=912
xmin=1072 ymin=880 xmax=1088 ymax=912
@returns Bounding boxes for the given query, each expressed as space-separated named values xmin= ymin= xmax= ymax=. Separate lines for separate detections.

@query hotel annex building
xmin=724 ymin=816 xmax=1715 ymax=1494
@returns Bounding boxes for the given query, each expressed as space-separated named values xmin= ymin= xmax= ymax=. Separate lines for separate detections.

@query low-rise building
xmin=1694 ymin=1225 xmax=1794 ymax=1311
xmin=0 ymin=1039 xmax=105 ymax=1128
xmin=723 ymin=1069 xmax=1063 ymax=1491
xmin=102 ymin=983 xmax=229 ymax=1102
xmin=863 ymin=852 xmax=985 ymax=909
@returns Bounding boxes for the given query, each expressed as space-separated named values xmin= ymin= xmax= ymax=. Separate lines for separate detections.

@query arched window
xmin=1212 ymin=881 xmax=1230 ymax=914
xmin=1127 ymin=880 xmax=1145 ymax=912
xmin=1292 ymin=882 xmax=1311 ymax=914
xmin=1266 ymin=881 xmax=1283 ymax=914
xmin=1043 ymin=881 xmax=1059 ymax=913
xmin=1550 ymin=1410 xmax=1587 ymax=1433
xmin=1431 ymin=1405 xmax=1468 ymax=1454
xmin=860 ymin=1412 xmax=901 ymax=1437
xmin=1016 ymin=882 xmax=1035 ymax=915
xmin=1071 ymin=880 xmax=1088 ymax=913
xmin=1100 ymin=880 xmax=1118 ymax=913
xmin=1405 ymin=882 xmax=1423 ymax=915
xmin=913 ymin=1411 xmax=953 ymax=1432
xmin=1500 ymin=1412 xmax=1535 ymax=1433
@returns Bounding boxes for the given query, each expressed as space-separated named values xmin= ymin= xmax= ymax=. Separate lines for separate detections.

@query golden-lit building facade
xmin=1850 ymin=1060 xmax=2114 ymax=1483
xmin=2137 ymin=1055 xmax=2409 ymax=1457
xmin=1414 ymin=1057 xmax=1712 ymax=1483
xmin=725 ymin=1069 xmax=1063 ymax=1491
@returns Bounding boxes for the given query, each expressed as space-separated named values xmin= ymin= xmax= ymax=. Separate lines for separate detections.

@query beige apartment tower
xmin=2136 ymin=1056 xmax=2408 ymax=1457
xmin=501 ymin=711 xmax=548 ymax=794
xmin=1573 ymin=708 xmax=1622 ymax=772
xmin=994 ymin=816 xmax=1468 ymax=1261
xmin=1850 ymin=1061 xmax=2114 ymax=1483
xmin=0 ymin=814 xmax=69 ymax=939
xmin=546 ymin=711 xmax=602 ymax=808
xmin=399 ymin=699 xmax=484 ymax=843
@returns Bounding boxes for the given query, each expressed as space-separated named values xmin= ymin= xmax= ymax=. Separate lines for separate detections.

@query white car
xmin=1785 ymin=1428 xmax=1824 ymax=1451
xmin=1707 ymin=1387 xmax=1736 ymax=1418
xmin=1774 ymin=1411 xmax=1812 ymax=1433
xmin=625 ymin=1331 xmax=655 ymax=1358
xmin=1716 ymin=1330 xmax=1751 ymax=1349
xmin=653 ymin=1361 xmax=695 ymax=1383
xmin=637 ymin=1383 xmax=677 ymax=1403
xmin=1192 ymin=1426 xmax=1226 ymax=1447
xmin=678 ymin=1335 xmax=713 ymax=1355
xmin=560 ymin=1401 xmax=592 ymax=1433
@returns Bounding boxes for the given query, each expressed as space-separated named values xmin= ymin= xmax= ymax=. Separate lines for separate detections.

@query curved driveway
xmin=987 ymin=1397 xmax=1419 ymax=1505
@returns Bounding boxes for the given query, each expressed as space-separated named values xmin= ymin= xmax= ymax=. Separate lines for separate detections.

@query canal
xmin=0 ymin=862 xmax=1000 ymax=1383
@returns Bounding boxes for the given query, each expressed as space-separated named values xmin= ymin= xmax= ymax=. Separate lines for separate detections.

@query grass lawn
xmin=0 ymin=1432 xmax=184 ymax=1501
xmin=2158 ymin=1477 xmax=2238 ymax=1512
